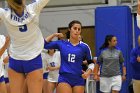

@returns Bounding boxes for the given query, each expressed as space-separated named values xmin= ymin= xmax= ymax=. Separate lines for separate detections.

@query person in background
xmin=130 ymin=35 xmax=140 ymax=93
xmin=0 ymin=0 xmax=50 ymax=93
xmin=0 ymin=35 xmax=10 ymax=93
xmin=41 ymin=49 xmax=49 ymax=93
xmin=94 ymin=35 xmax=126 ymax=93
xmin=46 ymin=49 xmax=60 ymax=93
xmin=137 ymin=0 xmax=140 ymax=28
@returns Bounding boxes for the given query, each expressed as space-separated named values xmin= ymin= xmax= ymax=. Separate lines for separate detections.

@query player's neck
xmin=69 ymin=38 xmax=79 ymax=46
xmin=108 ymin=45 xmax=114 ymax=49
xmin=14 ymin=8 xmax=24 ymax=17
xmin=49 ymin=52 xmax=54 ymax=56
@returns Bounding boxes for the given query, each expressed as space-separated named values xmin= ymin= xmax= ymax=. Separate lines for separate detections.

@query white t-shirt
xmin=0 ymin=59 xmax=4 ymax=77
xmin=41 ymin=50 xmax=49 ymax=73
xmin=47 ymin=51 xmax=61 ymax=82
xmin=0 ymin=0 xmax=50 ymax=60
xmin=137 ymin=14 xmax=140 ymax=28
xmin=0 ymin=35 xmax=8 ymax=77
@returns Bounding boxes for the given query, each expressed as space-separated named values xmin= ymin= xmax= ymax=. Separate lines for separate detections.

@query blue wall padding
xmin=95 ymin=6 xmax=133 ymax=93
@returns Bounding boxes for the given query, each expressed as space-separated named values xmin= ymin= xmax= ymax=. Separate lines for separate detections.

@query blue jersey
xmin=130 ymin=46 xmax=140 ymax=80
xmin=44 ymin=40 xmax=92 ymax=75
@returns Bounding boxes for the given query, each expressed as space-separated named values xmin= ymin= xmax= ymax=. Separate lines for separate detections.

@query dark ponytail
xmin=14 ymin=0 xmax=22 ymax=5
xmin=66 ymin=20 xmax=82 ymax=39
xmin=99 ymin=35 xmax=115 ymax=50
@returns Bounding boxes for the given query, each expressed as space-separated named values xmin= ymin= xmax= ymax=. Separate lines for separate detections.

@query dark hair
xmin=66 ymin=20 xmax=82 ymax=39
xmin=14 ymin=0 xmax=22 ymax=5
xmin=47 ymin=49 xmax=56 ymax=54
xmin=99 ymin=35 xmax=115 ymax=50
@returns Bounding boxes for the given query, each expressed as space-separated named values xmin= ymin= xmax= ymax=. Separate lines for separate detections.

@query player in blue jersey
xmin=0 ymin=0 xmax=50 ymax=93
xmin=130 ymin=35 xmax=140 ymax=93
xmin=44 ymin=20 xmax=94 ymax=93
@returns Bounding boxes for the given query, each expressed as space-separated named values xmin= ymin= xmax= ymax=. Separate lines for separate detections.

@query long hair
xmin=7 ymin=0 xmax=24 ymax=10
xmin=66 ymin=20 xmax=82 ymax=39
xmin=99 ymin=35 xmax=115 ymax=50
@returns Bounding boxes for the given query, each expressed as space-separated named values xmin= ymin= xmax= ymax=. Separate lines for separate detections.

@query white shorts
xmin=100 ymin=75 xmax=122 ymax=92
xmin=48 ymin=73 xmax=59 ymax=83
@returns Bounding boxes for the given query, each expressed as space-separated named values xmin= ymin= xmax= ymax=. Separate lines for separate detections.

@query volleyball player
xmin=0 ymin=0 xmax=50 ymax=93
xmin=46 ymin=49 xmax=60 ymax=93
xmin=0 ymin=35 xmax=10 ymax=93
xmin=44 ymin=20 xmax=94 ymax=93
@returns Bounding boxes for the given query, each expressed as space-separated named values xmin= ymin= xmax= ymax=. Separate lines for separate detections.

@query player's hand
xmin=122 ymin=75 xmax=126 ymax=82
xmin=138 ymin=1 xmax=140 ymax=14
xmin=137 ymin=56 xmax=140 ymax=62
xmin=82 ymin=70 xmax=90 ymax=79
xmin=94 ymin=74 xmax=99 ymax=81
xmin=83 ymin=60 xmax=87 ymax=64
xmin=54 ymin=33 xmax=64 ymax=39
xmin=46 ymin=66 xmax=50 ymax=71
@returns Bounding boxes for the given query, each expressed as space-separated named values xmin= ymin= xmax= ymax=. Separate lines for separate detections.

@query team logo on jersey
xmin=11 ymin=12 xmax=29 ymax=23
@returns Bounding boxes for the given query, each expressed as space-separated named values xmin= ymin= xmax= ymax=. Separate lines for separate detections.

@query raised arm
xmin=31 ymin=0 xmax=50 ymax=14
xmin=138 ymin=0 xmax=140 ymax=15
xmin=45 ymin=33 xmax=64 ymax=42
xmin=44 ymin=33 xmax=63 ymax=50
xmin=137 ymin=0 xmax=140 ymax=28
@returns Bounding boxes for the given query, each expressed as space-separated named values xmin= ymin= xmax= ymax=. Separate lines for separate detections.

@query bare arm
xmin=3 ymin=56 xmax=9 ymax=64
xmin=94 ymin=64 xmax=99 ymax=75
xmin=93 ymin=64 xmax=100 ymax=81
xmin=122 ymin=65 xmax=126 ymax=81
xmin=31 ymin=0 xmax=50 ymax=14
xmin=138 ymin=0 xmax=140 ymax=15
xmin=47 ymin=66 xmax=60 ymax=71
xmin=45 ymin=33 xmax=64 ymax=42
xmin=0 ymin=36 xmax=10 ymax=58
xmin=82 ymin=68 xmax=92 ymax=79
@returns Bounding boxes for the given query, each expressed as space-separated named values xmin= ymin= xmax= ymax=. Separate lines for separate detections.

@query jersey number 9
xmin=19 ymin=24 xmax=27 ymax=32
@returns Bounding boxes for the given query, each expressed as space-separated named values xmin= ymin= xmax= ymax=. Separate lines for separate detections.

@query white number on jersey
xmin=19 ymin=24 xmax=27 ymax=32
xmin=68 ymin=54 xmax=76 ymax=63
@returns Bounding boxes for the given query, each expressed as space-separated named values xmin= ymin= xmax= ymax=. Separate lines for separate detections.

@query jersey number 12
xmin=68 ymin=54 xmax=76 ymax=63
